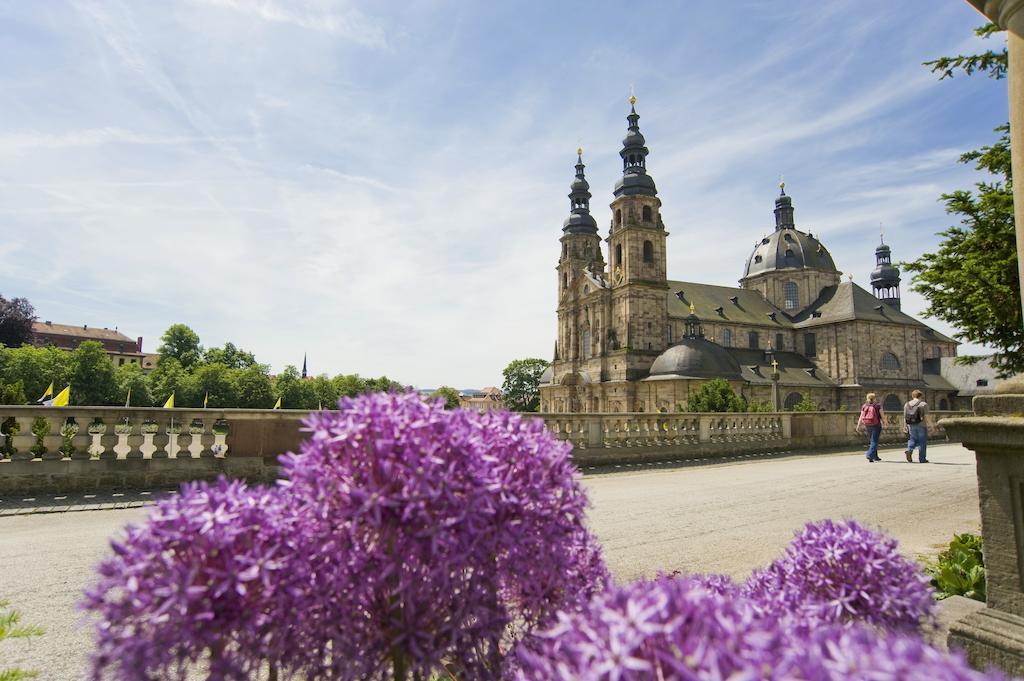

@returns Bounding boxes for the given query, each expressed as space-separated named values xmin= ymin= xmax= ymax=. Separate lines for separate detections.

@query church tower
xmin=555 ymin=150 xmax=604 ymax=363
xmin=606 ymin=96 xmax=669 ymax=375
xmin=870 ymin=234 xmax=901 ymax=310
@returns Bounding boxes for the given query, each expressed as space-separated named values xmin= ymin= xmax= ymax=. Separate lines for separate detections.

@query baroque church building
xmin=539 ymin=98 xmax=959 ymax=414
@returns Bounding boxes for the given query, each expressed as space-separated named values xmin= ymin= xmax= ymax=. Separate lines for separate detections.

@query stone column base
xmin=949 ymin=608 xmax=1024 ymax=676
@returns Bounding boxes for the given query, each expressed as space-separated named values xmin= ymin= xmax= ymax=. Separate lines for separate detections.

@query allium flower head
xmin=279 ymin=392 xmax=609 ymax=679
xmin=743 ymin=519 xmax=935 ymax=632
xmin=83 ymin=478 xmax=306 ymax=680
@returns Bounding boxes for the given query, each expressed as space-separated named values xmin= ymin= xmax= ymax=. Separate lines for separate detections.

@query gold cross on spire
xmin=771 ymin=358 xmax=779 ymax=371
xmin=689 ymin=301 xmax=696 ymax=315
xmin=629 ymin=83 xmax=636 ymax=106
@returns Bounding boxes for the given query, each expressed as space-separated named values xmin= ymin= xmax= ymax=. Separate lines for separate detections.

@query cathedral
xmin=538 ymin=98 xmax=960 ymax=414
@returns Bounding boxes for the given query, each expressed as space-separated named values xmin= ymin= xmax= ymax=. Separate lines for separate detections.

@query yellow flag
xmin=273 ymin=397 xmax=282 ymax=410
xmin=51 ymin=385 xmax=70 ymax=407
xmin=125 ymin=387 xmax=132 ymax=408
xmin=203 ymin=392 xmax=209 ymax=408
xmin=39 ymin=382 xmax=54 ymax=402
xmin=163 ymin=393 xmax=175 ymax=409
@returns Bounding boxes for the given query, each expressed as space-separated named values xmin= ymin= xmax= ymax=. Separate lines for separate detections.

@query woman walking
xmin=856 ymin=392 xmax=885 ymax=462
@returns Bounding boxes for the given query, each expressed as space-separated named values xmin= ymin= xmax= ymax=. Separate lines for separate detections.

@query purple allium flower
xmin=743 ymin=519 xmax=936 ymax=632
xmin=512 ymin=576 xmax=1004 ymax=681
xmin=780 ymin=624 xmax=1008 ymax=681
xmin=512 ymin=575 xmax=784 ymax=681
xmin=279 ymin=392 xmax=609 ymax=679
xmin=83 ymin=478 xmax=308 ymax=680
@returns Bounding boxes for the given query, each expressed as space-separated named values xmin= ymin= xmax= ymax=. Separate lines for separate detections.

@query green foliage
xmin=70 ymin=341 xmax=118 ymax=405
xmin=927 ymin=533 xmax=986 ymax=602
xmin=29 ymin=416 xmax=48 ymax=456
xmin=790 ymin=393 xmax=818 ymax=412
xmin=0 ymin=598 xmax=43 ymax=681
xmin=115 ymin=362 xmax=151 ymax=407
xmin=1 ymin=418 xmax=19 ymax=458
xmin=234 ymin=364 xmax=275 ymax=409
xmin=0 ymin=296 xmax=36 ymax=349
xmin=274 ymin=365 xmax=314 ymax=410
xmin=157 ymin=323 xmax=203 ymax=370
xmin=308 ymin=374 xmax=339 ymax=410
xmin=189 ymin=362 xmax=237 ymax=408
xmin=430 ymin=386 xmax=461 ymax=410
xmin=0 ymin=344 xmax=71 ymax=402
xmin=148 ymin=357 xmax=190 ymax=407
xmin=202 ymin=342 xmax=257 ymax=370
xmin=501 ymin=358 xmax=549 ymax=412
xmin=746 ymin=400 xmax=775 ymax=413
xmin=908 ymin=25 xmax=1021 ymax=378
xmin=686 ymin=379 xmax=748 ymax=413
xmin=923 ymin=24 xmax=1007 ymax=81
xmin=0 ymin=381 xmax=26 ymax=405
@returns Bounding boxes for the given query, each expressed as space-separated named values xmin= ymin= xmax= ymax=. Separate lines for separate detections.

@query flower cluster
xmin=83 ymin=478 xmax=309 ymax=680
xmin=85 ymin=392 xmax=607 ymax=680
xmin=512 ymin=575 xmax=1004 ymax=681
xmin=279 ymin=392 xmax=608 ymax=679
xmin=743 ymin=519 xmax=936 ymax=632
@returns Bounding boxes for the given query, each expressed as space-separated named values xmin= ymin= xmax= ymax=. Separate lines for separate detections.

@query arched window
xmin=784 ymin=249 xmax=794 ymax=258
xmin=562 ymin=272 xmax=567 ymax=289
xmin=642 ymin=206 xmax=652 ymax=222
xmin=748 ymin=331 xmax=759 ymax=349
xmin=582 ymin=326 xmax=591 ymax=360
xmin=562 ymin=243 xmax=567 ymax=258
xmin=643 ymin=240 xmax=653 ymax=262
xmin=880 ymin=352 xmax=900 ymax=370
xmin=939 ymin=398 xmax=949 ymax=410
xmin=775 ymin=333 xmax=784 ymax=351
xmin=615 ymin=209 xmax=622 ymax=226
xmin=883 ymin=394 xmax=902 ymax=412
xmin=615 ymin=244 xmax=622 ymax=267
xmin=784 ymin=392 xmax=804 ymax=410
xmin=666 ymin=324 xmax=673 ymax=344
xmin=783 ymin=281 xmax=799 ymax=310
xmin=722 ymin=328 xmax=732 ymax=347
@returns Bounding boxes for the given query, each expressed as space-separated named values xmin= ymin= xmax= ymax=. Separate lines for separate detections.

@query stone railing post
xmin=942 ymin=390 xmax=1024 ymax=675
xmin=698 ymin=416 xmax=711 ymax=443
xmin=586 ymin=416 xmax=604 ymax=448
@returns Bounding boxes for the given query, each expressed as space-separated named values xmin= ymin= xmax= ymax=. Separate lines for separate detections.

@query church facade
xmin=539 ymin=99 xmax=960 ymax=414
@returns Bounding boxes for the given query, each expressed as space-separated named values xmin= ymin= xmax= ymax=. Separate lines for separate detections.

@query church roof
xmin=791 ymin=281 xmax=956 ymax=342
xmin=666 ymin=281 xmax=791 ymax=327
xmin=742 ymin=227 xmax=838 ymax=279
xmin=727 ymin=349 xmax=839 ymax=387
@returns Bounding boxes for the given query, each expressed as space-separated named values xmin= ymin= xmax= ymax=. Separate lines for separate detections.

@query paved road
xmin=0 ymin=443 xmax=981 ymax=680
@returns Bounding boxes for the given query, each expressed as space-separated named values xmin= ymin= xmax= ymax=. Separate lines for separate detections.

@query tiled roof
xmin=666 ymin=281 xmax=791 ymax=328
xmin=32 ymin=321 xmax=135 ymax=343
xmin=726 ymin=348 xmax=838 ymax=387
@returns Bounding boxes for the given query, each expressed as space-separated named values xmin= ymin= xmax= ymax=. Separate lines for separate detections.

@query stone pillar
xmin=942 ymin=393 xmax=1024 ymax=675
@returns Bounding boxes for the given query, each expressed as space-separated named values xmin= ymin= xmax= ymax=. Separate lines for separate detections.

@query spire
xmin=871 ymin=229 xmax=901 ymax=310
xmin=301 ymin=353 xmax=307 ymax=378
xmin=773 ymin=179 xmax=795 ymax=230
xmin=684 ymin=306 xmax=704 ymax=339
xmin=562 ymin=148 xmax=598 ymax=234
xmin=613 ymin=94 xmax=657 ymax=198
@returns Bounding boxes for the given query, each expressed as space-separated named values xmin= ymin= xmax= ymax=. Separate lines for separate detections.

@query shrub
xmin=928 ymin=532 xmax=986 ymax=602
xmin=29 ymin=416 xmax=48 ymax=456
xmin=0 ymin=598 xmax=44 ymax=681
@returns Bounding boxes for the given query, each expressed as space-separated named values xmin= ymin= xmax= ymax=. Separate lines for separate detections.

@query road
xmin=0 ymin=443 xmax=981 ymax=680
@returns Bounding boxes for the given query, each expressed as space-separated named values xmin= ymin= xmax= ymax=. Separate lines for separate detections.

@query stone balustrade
xmin=0 ymin=406 xmax=970 ymax=494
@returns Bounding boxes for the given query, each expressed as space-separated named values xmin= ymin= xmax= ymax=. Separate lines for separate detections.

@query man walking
xmin=903 ymin=390 xmax=929 ymax=463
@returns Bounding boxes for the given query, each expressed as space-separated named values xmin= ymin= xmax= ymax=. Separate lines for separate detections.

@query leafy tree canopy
xmin=0 ymin=295 xmax=36 ymax=349
xmin=203 ymin=342 xmax=257 ymax=370
xmin=907 ymin=24 xmax=1021 ymax=377
xmin=70 ymin=341 xmax=119 ymax=406
xmin=501 ymin=358 xmax=549 ymax=412
xmin=157 ymin=324 xmax=203 ymax=370
xmin=686 ymin=379 xmax=748 ymax=413
xmin=430 ymin=386 xmax=461 ymax=410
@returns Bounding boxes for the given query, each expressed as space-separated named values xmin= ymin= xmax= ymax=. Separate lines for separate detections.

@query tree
xmin=907 ymin=25 xmax=1022 ymax=377
xmin=115 ymin=362 xmax=152 ymax=407
xmin=686 ymin=379 xmax=748 ymax=413
xmin=70 ymin=341 xmax=118 ymax=405
xmin=501 ymin=358 xmax=548 ymax=412
xmin=0 ymin=295 xmax=36 ymax=348
xmin=147 ymin=356 xmax=191 ymax=406
xmin=333 ymin=373 xmax=369 ymax=398
xmin=0 ymin=344 xmax=72 ymax=401
xmin=190 ymin=362 xmax=238 ymax=408
xmin=274 ymin=365 xmax=314 ymax=410
xmin=790 ymin=393 xmax=818 ymax=413
xmin=0 ymin=380 xmax=27 ymax=405
xmin=234 ymin=364 xmax=274 ymax=409
xmin=309 ymin=374 xmax=339 ymax=409
xmin=157 ymin=324 xmax=203 ymax=370
xmin=203 ymin=342 xmax=257 ymax=370
xmin=430 ymin=386 xmax=461 ymax=410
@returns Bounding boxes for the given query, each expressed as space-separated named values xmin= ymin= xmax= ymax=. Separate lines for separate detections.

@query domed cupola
xmin=649 ymin=304 xmax=742 ymax=379
xmin=742 ymin=182 xmax=839 ymax=278
xmin=563 ymin=148 xmax=598 ymax=234
xmin=870 ymin=232 xmax=901 ymax=310
xmin=613 ymin=95 xmax=658 ymax=198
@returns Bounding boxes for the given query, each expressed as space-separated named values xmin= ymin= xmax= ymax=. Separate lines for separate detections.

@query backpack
xmin=860 ymin=403 xmax=880 ymax=426
xmin=905 ymin=401 xmax=923 ymax=425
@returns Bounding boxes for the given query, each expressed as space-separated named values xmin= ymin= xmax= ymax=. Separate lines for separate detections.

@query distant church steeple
xmin=870 ymin=229 xmax=901 ymax=310
xmin=613 ymin=95 xmax=658 ymax=198
xmin=773 ymin=179 xmax=795 ymax=230
xmin=562 ymin=148 xmax=598 ymax=234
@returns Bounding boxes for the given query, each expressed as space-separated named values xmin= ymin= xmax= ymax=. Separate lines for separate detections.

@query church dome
xmin=743 ymin=228 xmax=838 ymax=277
xmin=649 ymin=336 xmax=741 ymax=379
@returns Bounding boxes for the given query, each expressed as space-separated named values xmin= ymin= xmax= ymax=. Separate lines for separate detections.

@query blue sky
xmin=0 ymin=1 xmax=1008 ymax=388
